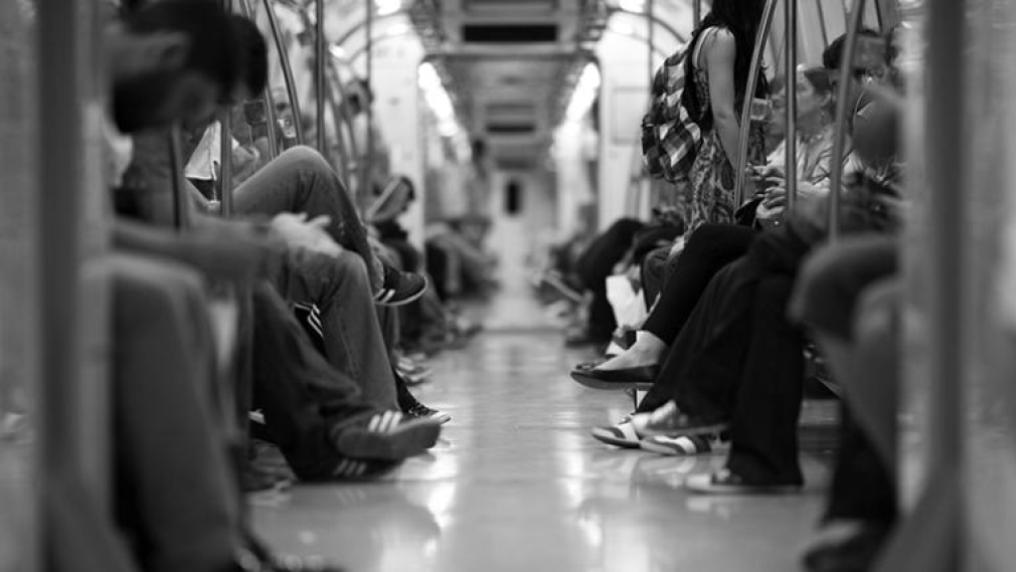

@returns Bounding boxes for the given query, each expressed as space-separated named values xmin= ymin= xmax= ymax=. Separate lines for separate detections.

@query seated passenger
xmin=574 ymin=66 xmax=842 ymax=384
xmin=574 ymin=27 xmax=889 ymax=376
xmin=581 ymin=66 xmax=901 ymax=492
xmin=790 ymin=85 xmax=904 ymax=569
xmin=120 ymin=14 xmax=444 ymax=419
xmin=99 ymin=3 xmax=442 ymax=569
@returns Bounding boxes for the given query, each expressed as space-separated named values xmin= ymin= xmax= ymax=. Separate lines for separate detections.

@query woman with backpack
xmin=683 ymin=0 xmax=770 ymax=232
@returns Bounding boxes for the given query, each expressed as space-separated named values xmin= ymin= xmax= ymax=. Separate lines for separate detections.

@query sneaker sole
xmin=375 ymin=277 xmax=429 ymax=307
xmin=335 ymin=417 xmax=442 ymax=460
xmin=640 ymin=420 xmax=730 ymax=438
xmin=590 ymin=427 xmax=641 ymax=448
xmin=639 ymin=435 xmax=721 ymax=456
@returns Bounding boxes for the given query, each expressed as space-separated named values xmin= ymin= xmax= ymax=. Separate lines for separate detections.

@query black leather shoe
xmin=570 ymin=365 xmax=659 ymax=389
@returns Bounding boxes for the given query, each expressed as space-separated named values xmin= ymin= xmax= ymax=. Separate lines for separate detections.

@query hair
xmin=230 ymin=15 xmax=268 ymax=95
xmin=124 ymin=0 xmax=237 ymax=95
xmin=801 ymin=66 xmax=836 ymax=115
xmin=682 ymin=0 xmax=769 ymax=129
xmin=822 ymin=28 xmax=882 ymax=72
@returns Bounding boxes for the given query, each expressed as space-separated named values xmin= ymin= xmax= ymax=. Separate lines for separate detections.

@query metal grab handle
xmin=784 ymin=0 xmax=798 ymax=213
xmin=263 ymin=0 xmax=305 ymax=145
xmin=733 ymin=0 xmax=778 ymax=207
xmin=315 ymin=0 xmax=326 ymax=153
xmin=827 ymin=0 xmax=868 ymax=242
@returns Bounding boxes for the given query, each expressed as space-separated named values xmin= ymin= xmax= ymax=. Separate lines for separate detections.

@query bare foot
xmin=594 ymin=332 xmax=666 ymax=371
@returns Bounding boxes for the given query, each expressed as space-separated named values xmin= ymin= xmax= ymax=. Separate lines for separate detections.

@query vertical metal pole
xmin=264 ymin=0 xmax=305 ymax=145
xmin=39 ymin=0 xmax=86 ymax=494
xmin=693 ymin=0 xmax=701 ymax=28
xmin=647 ymin=0 xmax=655 ymax=87
xmin=815 ymin=0 xmax=830 ymax=47
xmin=219 ymin=0 xmax=235 ymax=216
xmin=827 ymin=0 xmax=866 ymax=241
xmin=925 ymin=0 xmax=964 ymax=495
xmin=784 ymin=0 xmax=798 ymax=213
xmin=316 ymin=0 xmax=327 ymax=153
xmin=169 ymin=125 xmax=193 ymax=230
xmin=364 ymin=0 xmax=375 ymax=202
xmin=733 ymin=0 xmax=778 ymax=206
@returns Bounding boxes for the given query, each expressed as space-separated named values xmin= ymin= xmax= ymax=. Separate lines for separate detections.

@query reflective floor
xmin=252 ymin=324 xmax=837 ymax=571
xmin=252 ymin=216 xmax=837 ymax=571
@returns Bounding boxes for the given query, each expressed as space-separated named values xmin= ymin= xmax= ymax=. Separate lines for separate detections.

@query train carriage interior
xmin=3 ymin=0 xmax=1016 ymax=570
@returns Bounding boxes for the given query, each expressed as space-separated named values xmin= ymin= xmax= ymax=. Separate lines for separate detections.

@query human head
xmin=226 ymin=14 xmax=268 ymax=105
xmin=797 ymin=66 xmax=835 ymax=123
xmin=109 ymin=0 xmax=237 ymax=132
xmin=822 ymin=29 xmax=887 ymax=82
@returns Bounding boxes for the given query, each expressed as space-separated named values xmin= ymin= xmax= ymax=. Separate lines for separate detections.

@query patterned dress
xmin=684 ymin=27 xmax=766 ymax=233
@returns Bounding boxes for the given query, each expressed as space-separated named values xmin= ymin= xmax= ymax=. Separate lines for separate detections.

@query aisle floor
xmin=251 ymin=328 xmax=836 ymax=572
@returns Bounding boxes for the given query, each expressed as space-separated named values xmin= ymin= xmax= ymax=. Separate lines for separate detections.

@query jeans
xmin=250 ymin=283 xmax=377 ymax=480
xmin=233 ymin=146 xmax=381 ymax=290
xmin=270 ymin=247 xmax=398 ymax=410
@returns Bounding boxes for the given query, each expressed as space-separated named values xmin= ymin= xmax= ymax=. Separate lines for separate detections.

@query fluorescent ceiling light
xmin=566 ymin=62 xmax=602 ymax=121
xmin=617 ymin=0 xmax=645 ymax=13
xmin=376 ymin=0 xmax=402 ymax=17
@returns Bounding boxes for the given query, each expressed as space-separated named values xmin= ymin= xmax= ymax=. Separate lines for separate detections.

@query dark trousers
xmin=250 ymin=283 xmax=375 ymax=481
xmin=824 ymin=404 xmax=897 ymax=523
xmin=575 ymin=218 xmax=646 ymax=339
xmin=643 ymin=224 xmax=754 ymax=343
xmin=111 ymin=254 xmax=240 ymax=572
xmin=638 ymin=226 xmax=810 ymax=483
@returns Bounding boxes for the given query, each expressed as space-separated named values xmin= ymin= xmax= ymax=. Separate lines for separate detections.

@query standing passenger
xmin=683 ymin=0 xmax=769 ymax=231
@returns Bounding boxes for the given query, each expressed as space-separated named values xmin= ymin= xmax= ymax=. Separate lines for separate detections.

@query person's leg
xmin=843 ymin=279 xmax=901 ymax=471
xmin=110 ymin=254 xmax=241 ymax=572
xmin=643 ymin=224 xmax=754 ymax=343
xmin=575 ymin=219 xmax=646 ymax=340
xmin=722 ymin=274 xmax=806 ymax=485
xmin=592 ymin=224 xmax=755 ymax=371
xmin=249 ymin=283 xmax=372 ymax=478
xmin=273 ymin=248 xmax=399 ymax=410
xmin=635 ymin=259 xmax=753 ymax=415
xmin=232 ymin=145 xmax=381 ymax=289
xmin=640 ymin=246 xmax=670 ymax=306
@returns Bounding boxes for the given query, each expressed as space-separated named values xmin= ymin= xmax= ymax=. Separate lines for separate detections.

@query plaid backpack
xmin=641 ymin=29 xmax=717 ymax=182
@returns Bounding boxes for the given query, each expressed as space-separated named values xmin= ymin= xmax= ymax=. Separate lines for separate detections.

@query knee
xmin=282 ymin=145 xmax=331 ymax=175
